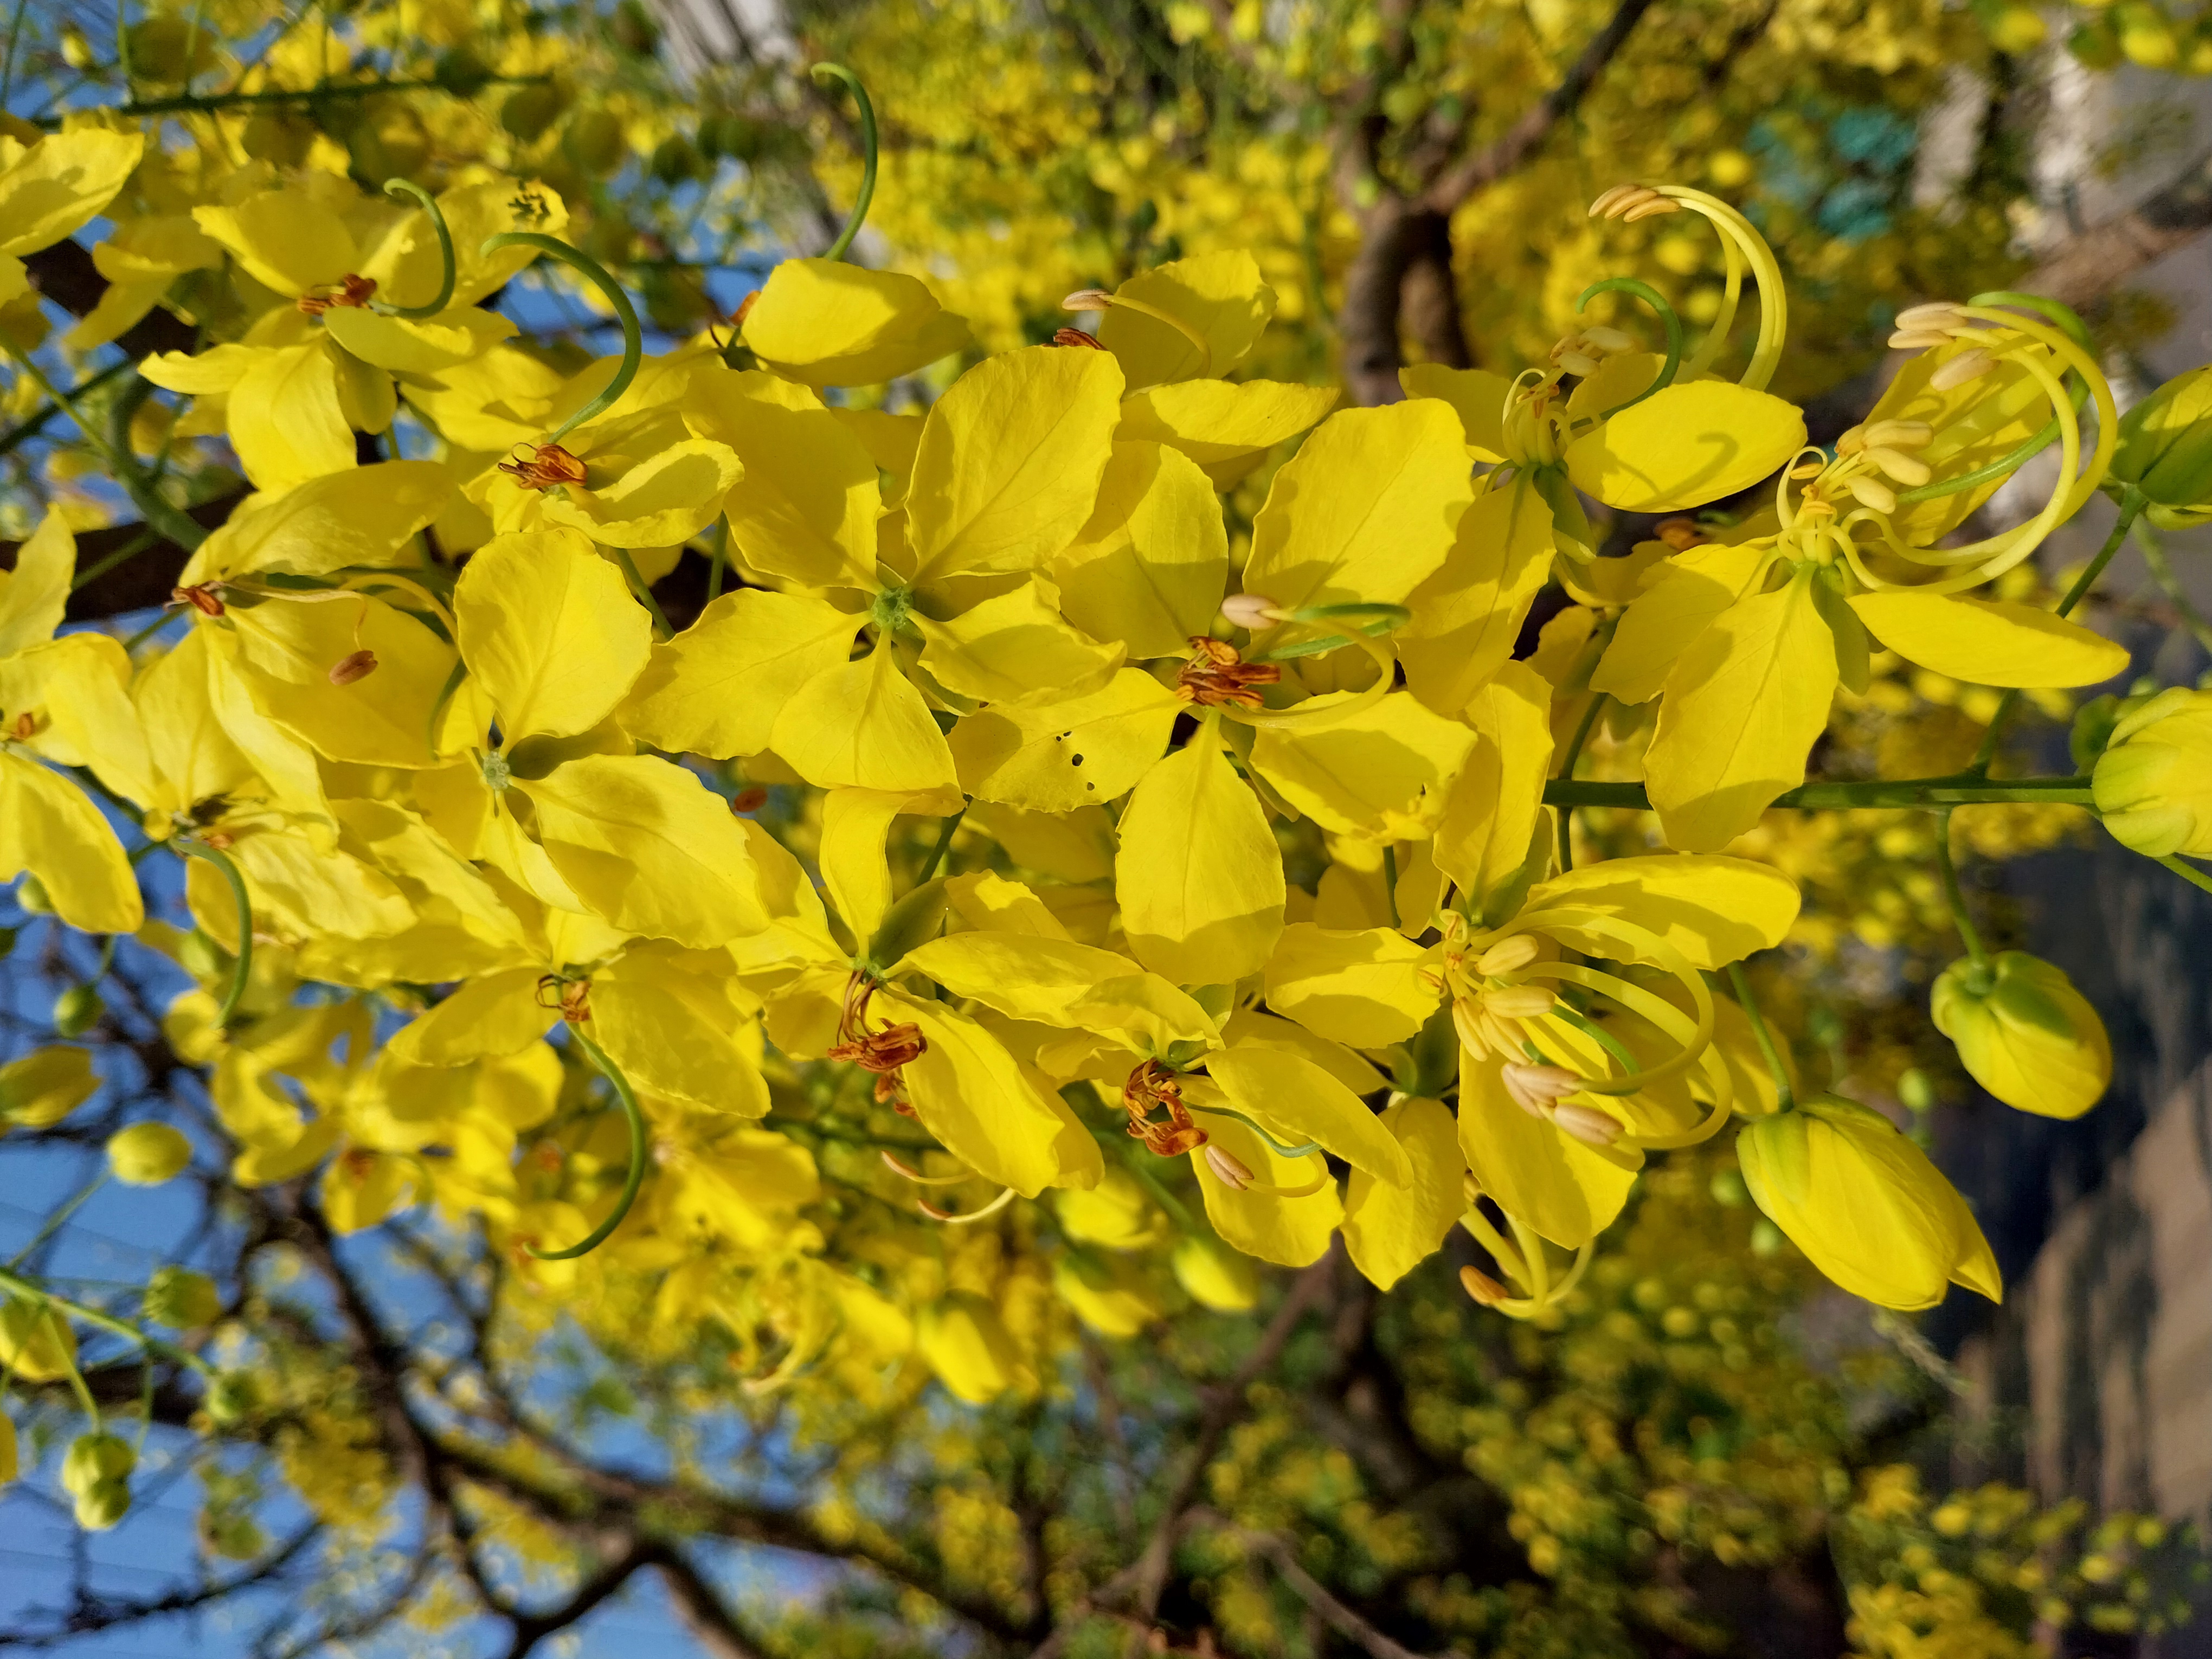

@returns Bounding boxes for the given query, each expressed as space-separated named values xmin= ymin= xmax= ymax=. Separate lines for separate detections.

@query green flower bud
xmin=107 ymin=1122 xmax=193 ymax=1186
xmin=1171 ymin=1233 xmax=1260 ymax=1311
xmin=1735 ymin=1095 xmax=2002 ymax=1310
xmin=142 ymin=1266 xmax=221 ymax=1329
xmin=499 ymin=82 xmax=565 ymax=143
xmin=563 ymin=110 xmax=626 ymax=177
xmin=61 ymin=1432 xmax=134 ymax=1497
xmin=73 ymin=1478 xmax=132 ymax=1532
xmin=17 ymin=874 xmax=51 ymax=915
xmin=0 ymin=1045 xmax=98 ymax=1129
xmin=867 ymin=878 xmax=948 ymax=970
xmin=1932 ymin=952 xmax=2111 ymax=1119
xmin=204 ymin=1371 xmax=260 ymax=1427
xmin=2093 ymin=686 xmax=2212 ymax=857
xmin=52 ymin=983 xmax=103 ymax=1038
xmin=0 ymin=1298 xmax=78 ymax=1382
xmin=2112 ymin=364 xmax=2212 ymax=527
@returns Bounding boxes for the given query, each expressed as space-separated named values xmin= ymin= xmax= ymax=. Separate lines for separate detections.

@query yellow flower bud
xmin=1172 ymin=1234 xmax=1259 ymax=1311
xmin=1054 ymin=1169 xmax=1163 ymax=1250
xmin=107 ymin=1122 xmax=192 ymax=1186
xmin=142 ymin=1266 xmax=222 ymax=1329
xmin=1932 ymin=952 xmax=2111 ymax=1120
xmin=2092 ymin=687 xmax=2212 ymax=857
xmin=1735 ymin=1096 xmax=2002 ymax=1310
xmin=62 ymin=1431 xmax=134 ymax=1498
xmin=2112 ymin=364 xmax=2212 ymax=527
xmin=916 ymin=1292 xmax=1026 ymax=1404
xmin=0 ymin=1046 xmax=98 ymax=1129
xmin=74 ymin=1479 xmax=132 ymax=1532
xmin=0 ymin=1298 xmax=78 ymax=1382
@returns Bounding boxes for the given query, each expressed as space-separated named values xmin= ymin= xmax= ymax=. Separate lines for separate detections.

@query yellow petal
xmin=320 ymin=305 xmax=516 ymax=374
xmin=515 ymin=754 xmax=767 ymax=947
xmin=1262 ymin=924 xmax=1435 ymax=1047
xmin=1115 ymin=380 xmax=1338 ymax=486
xmin=536 ymin=438 xmax=742 ymax=549
xmin=1097 ymin=250 xmax=1275 ymax=387
xmin=1187 ymin=1102 xmax=1342 ymax=1267
xmin=1052 ymin=441 xmax=1227 ymax=659
xmin=181 ymin=459 xmax=451 ymax=586
xmin=0 ymin=754 xmax=142 ymax=934
xmin=191 ymin=181 xmax=356 ymax=295
xmin=0 ymin=509 xmax=72 ymax=652
xmin=1205 ymin=1043 xmax=1411 ymax=1185
xmin=1432 ymin=661 xmax=1554 ymax=919
xmin=1248 ymin=691 xmax=1472 ymax=840
xmin=906 ymin=346 xmax=1126 ymax=581
xmin=1847 ymin=591 xmax=2130 ymax=689
xmin=0 ymin=128 xmax=144 ymax=258
xmin=686 ymin=369 xmax=879 ymax=590
xmin=1645 ymin=565 xmax=1837 ymax=853
xmin=455 ymin=529 xmax=653 ymax=741
xmin=593 ymin=967 xmax=770 ymax=1117
xmin=742 ymin=258 xmax=972 ymax=387
xmin=914 ymin=578 xmax=1123 ymax=704
xmin=768 ymin=635 xmax=960 ymax=794
xmin=227 ymin=343 xmax=355 ymax=492
xmin=622 ymin=588 xmax=858 ymax=759
xmin=1458 ymin=1053 xmax=1638 ymax=1249
xmin=1242 ymin=401 xmax=1472 ymax=619
xmin=1563 ymin=382 xmax=1808 ymax=512
xmin=1524 ymin=853 xmax=1801 ymax=968
xmin=819 ymin=787 xmax=942 ymax=942
xmin=1397 ymin=364 xmax=1515 ymax=462
xmin=1219 ymin=1007 xmax=1388 ymax=1096
xmin=1342 ymin=1097 xmax=1465 ymax=1290
xmin=948 ymin=668 xmax=1178 ymax=811
xmin=1398 ymin=475 xmax=1557 ymax=715
xmin=1115 ymin=734 xmax=1284 ymax=986
xmin=1590 ymin=541 xmax=1775 ymax=705
xmin=223 ymin=595 xmax=460 ymax=768
xmin=877 ymin=988 xmax=1090 ymax=1197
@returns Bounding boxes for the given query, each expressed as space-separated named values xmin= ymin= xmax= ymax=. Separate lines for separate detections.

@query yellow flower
xmin=1932 ymin=951 xmax=2110 ymax=1120
xmin=1736 ymin=1095 xmax=2001 ymax=1310
xmin=917 ymin=1291 xmax=1028 ymax=1403
xmin=2092 ymin=686 xmax=2212 ymax=857
xmin=0 ymin=125 xmax=143 ymax=310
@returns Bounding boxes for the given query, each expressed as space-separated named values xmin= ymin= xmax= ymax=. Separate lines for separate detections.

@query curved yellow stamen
xmin=1652 ymin=187 xmax=1786 ymax=390
xmin=1219 ymin=632 xmax=1397 ymax=730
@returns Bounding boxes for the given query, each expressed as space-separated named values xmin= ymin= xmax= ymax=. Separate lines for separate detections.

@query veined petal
xmin=456 ymin=530 xmax=652 ymax=741
xmin=1590 ymin=541 xmax=1775 ymax=705
xmin=877 ymin=989 xmax=1094 ymax=1197
xmin=1398 ymin=474 xmax=1556 ymax=715
xmin=1848 ymin=591 xmax=2130 ymax=689
xmin=0 ymin=755 xmax=142 ymax=935
xmin=685 ymin=369 xmax=880 ymax=591
xmin=1432 ymin=661 xmax=1554 ymax=921
xmin=769 ymin=636 xmax=959 ymax=794
xmin=948 ymin=668 xmax=1178 ymax=811
xmin=537 ymin=439 xmax=741 ymax=549
xmin=1398 ymin=364 xmax=1516 ymax=463
xmin=1115 ymin=734 xmax=1284 ymax=987
xmin=742 ymin=258 xmax=972 ymax=387
xmin=1187 ymin=1100 xmax=1342 ymax=1267
xmin=1523 ymin=854 xmax=1801 ymax=969
xmin=1564 ymin=382 xmax=1807 ymax=512
xmin=1205 ymin=1043 xmax=1412 ymax=1186
xmin=913 ymin=579 xmax=1123 ymax=705
xmin=1343 ymin=1098 xmax=1466 ymax=1290
xmin=1262 ymin=924 xmax=1436 ymax=1047
xmin=1096 ymin=250 xmax=1274 ymax=388
xmin=1458 ymin=1052 xmax=1639 ymax=1250
xmin=1052 ymin=441 xmax=1228 ymax=659
xmin=1115 ymin=380 xmax=1338 ymax=487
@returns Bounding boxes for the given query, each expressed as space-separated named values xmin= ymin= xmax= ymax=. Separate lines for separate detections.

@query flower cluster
xmin=4 ymin=93 xmax=2209 ymax=1483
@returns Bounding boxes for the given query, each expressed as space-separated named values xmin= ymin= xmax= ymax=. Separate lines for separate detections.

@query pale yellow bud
xmin=1474 ymin=934 xmax=1540 ymax=975
xmin=107 ymin=1122 xmax=191 ymax=1186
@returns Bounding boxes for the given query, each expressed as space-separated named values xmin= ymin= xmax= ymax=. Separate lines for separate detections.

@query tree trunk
xmin=1338 ymin=198 xmax=1469 ymax=408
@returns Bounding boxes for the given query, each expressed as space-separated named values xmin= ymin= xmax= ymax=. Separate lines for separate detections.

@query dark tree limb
xmin=2024 ymin=148 xmax=2212 ymax=307
xmin=651 ymin=1548 xmax=771 ymax=1659
xmin=23 ymin=241 xmax=199 ymax=360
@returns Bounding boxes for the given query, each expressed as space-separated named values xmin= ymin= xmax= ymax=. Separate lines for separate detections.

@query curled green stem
xmin=373 ymin=180 xmax=456 ymax=319
xmin=178 ymin=839 xmax=252 ymax=1027
xmin=809 ymin=63 xmax=879 ymax=262
xmin=530 ymin=1026 xmax=648 ymax=1261
xmin=1968 ymin=290 xmax=2094 ymax=350
xmin=1576 ymin=277 xmax=1684 ymax=417
xmin=485 ymin=232 xmax=641 ymax=445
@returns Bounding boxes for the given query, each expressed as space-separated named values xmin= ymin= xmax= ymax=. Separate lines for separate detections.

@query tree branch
xmin=651 ymin=1547 xmax=770 ymax=1659
xmin=1189 ymin=1510 xmax=1438 ymax=1659
xmin=1421 ymin=0 xmax=1659 ymax=214
xmin=2023 ymin=147 xmax=2212 ymax=307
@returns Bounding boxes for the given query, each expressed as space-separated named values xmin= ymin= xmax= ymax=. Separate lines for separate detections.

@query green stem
xmin=809 ymin=63 xmax=879 ymax=262
xmin=372 ymin=181 xmax=456 ymax=319
xmin=1381 ymin=844 xmax=1400 ymax=929
xmin=1725 ymin=961 xmax=1794 ymax=1113
xmin=2134 ymin=517 xmax=2212 ymax=655
xmin=177 ymin=840 xmax=252 ymax=1026
xmin=484 ymin=233 xmax=640 ymax=445
xmin=2158 ymin=855 xmax=2212 ymax=899
xmin=612 ymin=547 xmax=672 ymax=639
xmin=70 ymin=527 xmax=160 ymax=595
xmin=1966 ymin=490 xmax=2141 ymax=776
xmin=1574 ymin=278 xmax=1684 ymax=417
xmin=918 ymin=808 xmax=966 ymax=883
xmin=1553 ymin=691 xmax=1609 ymax=873
xmin=0 ymin=1267 xmax=215 ymax=1377
xmin=27 ymin=71 xmax=552 ymax=129
xmin=121 ymin=609 xmax=178 ymax=654
xmin=5 ymin=1176 xmax=106 ymax=1270
xmin=4 ymin=353 xmax=206 ymax=552
xmin=0 ymin=358 xmax=132 ymax=462
xmin=706 ymin=519 xmax=729 ymax=603
xmin=1933 ymin=808 xmax=1989 ymax=969
xmin=529 ymin=1026 xmax=648 ymax=1261
xmin=1541 ymin=774 xmax=2098 ymax=811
